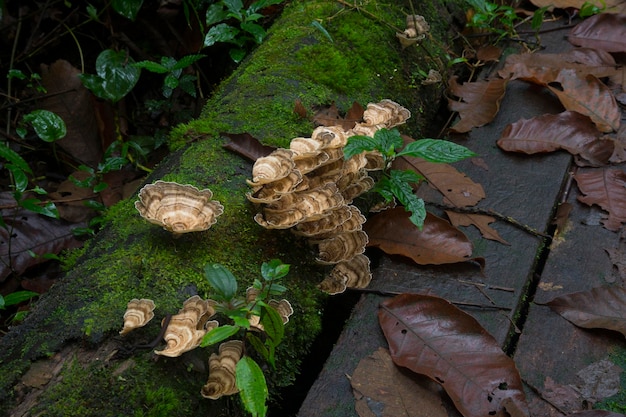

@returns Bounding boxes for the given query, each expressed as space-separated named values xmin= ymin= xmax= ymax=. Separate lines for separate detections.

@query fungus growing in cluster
xmin=154 ymin=295 xmax=217 ymax=357
xmin=201 ymin=340 xmax=244 ymax=400
xmin=135 ymin=180 xmax=224 ymax=235
xmin=396 ymin=15 xmax=430 ymax=49
xmin=245 ymin=287 xmax=294 ymax=331
xmin=119 ymin=298 xmax=156 ymax=335
xmin=247 ymin=99 xmax=411 ymax=294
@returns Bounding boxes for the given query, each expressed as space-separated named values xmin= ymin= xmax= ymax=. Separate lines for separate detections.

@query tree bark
xmin=0 ymin=1 xmax=463 ymax=416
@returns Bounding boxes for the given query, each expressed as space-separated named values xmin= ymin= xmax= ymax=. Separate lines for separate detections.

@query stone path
xmin=297 ymin=24 xmax=626 ymax=417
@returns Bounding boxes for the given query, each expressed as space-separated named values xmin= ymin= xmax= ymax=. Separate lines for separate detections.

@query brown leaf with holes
xmin=446 ymin=211 xmax=509 ymax=245
xmin=222 ymin=132 xmax=276 ymax=162
xmin=313 ymin=101 xmax=364 ymax=130
xmin=351 ymin=347 xmax=448 ymax=417
xmin=569 ymin=13 xmax=626 ymax=53
xmin=496 ymin=111 xmax=615 ymax=166
xmin=574 ymin=168 xmax=626 ymax=231
xmin=545 ymin=286 xmax=626 ymax=337
xmin=364 ymin=207 xmax=473 ymax=265
xmin=379 ymin=293 xmax=530 ymax=417
xmin=448 ymin=76 xmax=508 ymax=133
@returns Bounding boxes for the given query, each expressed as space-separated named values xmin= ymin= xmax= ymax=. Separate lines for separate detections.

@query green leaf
xmin=260 ymin=259 xmax=289 ymax=281
xmin=0 ymin=142 xmax=31 ymax=173
xmin=385 ymin=171 xmax=426 ymax=228
xmin=0 ymin=295 xmax=4 ymax=309
xmin=311 ymin=20 xmax=333 ymax=42
xmin=6 ymin=164 xmax=29 ymax=192
xmin=246 ymin=333 xmax=270 ymax=363
xmin=204 ymin=263 xmax=238 ymax=301
xmin=111 ymin=0 xmax=143 ymax=20
xmin=396 ymin=139 xmax=476 ymax=163
xmin=260 ymin=304 xmax=284 ymax=346
xmin=1 ymin=290 xmax=39 ymax=307
xmin=23 ymin=110 xmax=66 ymax=142
xmin=93 ymin=182 xmax=108 ymax=193
xmin=79 ymin=49 xmax=140 ymax=102
xmin=177 ymin=74 xmax=197 ymax=97
xmin=224 ymin=0 xmax=244 ymax=16
xmin=249 ymin=0 xmax=284 ymax=13
xmin=163 ymin=74 xmax=179 ymax=89
xmin=204 ymin=23 xmax=240 ymax=47
xmin=241 ymin=21 xmax=266 ymax=44
xmin=133 ymin=60 xmax=169 ymax=73
xmin=99 ymin=156 xmax=127 ymax=173
xmin=229 ymin=48 xmax=247 ymax=63
xmin=19 ymin=199 xmax=59 ymax=218
xmin=374 ymin=128 xmax=404 ymax=156
xmin=200 ymin=325 xmax=240 ymax=347
xmin=343 ymin=135 xmax=380 ymax=159
xmin=205 ymin=3 xmax=229 ymax=26
xmin=172 ymin=54 xmax=205 ymax=70
xmin=7 ymin=69 xmax=26 ymax=80
xmin=236 ymin=357 xmax=268 ymax=417
xmin=387 ymin=169 xmax=423 ymax=184
xmin=86 ymin=4 xmax=100 ymax=21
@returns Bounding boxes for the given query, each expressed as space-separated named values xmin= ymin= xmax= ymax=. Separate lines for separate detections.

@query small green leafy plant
xmin=134 ymin=54 xmax=206 ymax=99
xmin=201 ymin=259 xmax=290 ymax=417
xmin=204 ymin=0 xmax=285 ymax=62
xmin=343 ymin=128 xmax=475 ymax=228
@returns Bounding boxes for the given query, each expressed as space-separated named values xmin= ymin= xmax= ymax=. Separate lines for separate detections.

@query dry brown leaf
xmin=547 ymin=69 xmax=620 ymax=133
xmin=364 ymin=207 xmax=474 ymax=265
xmin=574 ymin=168 xmax=626 ymax=231
xmin=221 ymin=132 xmax=276 ymax=161
xmin=569 ymin=13 xmax=626 ymax=52
xmin=41 ymin=60 xmax=102 ymax=168
xmin=528 ymin=0 xmax=626 ymax=14
xmin=446 ymin=211 xmax=510 ymax=245
xmin=542 ymin=376 xmax=583 ymax=414
xmin=312 ymin=101 xmax=364 ymax=130
xmin=448 ymin=76 xmax=508 ymax=133
xmin=351 ymin=348 xmax=448 ymax=417
xmin=574 ymin=359 xmax=623 ymax=404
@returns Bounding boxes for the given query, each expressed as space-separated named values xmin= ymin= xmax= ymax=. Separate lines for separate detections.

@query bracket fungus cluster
xmin=119 ymin=298 xmax=156 ymax=335
xmin=201 ymin=340 xmax=244 ymax=400
xmin=247 ymin=99 xmax=411 ymax=294
xmin=135 ymin=180 xmax=224 ymax=235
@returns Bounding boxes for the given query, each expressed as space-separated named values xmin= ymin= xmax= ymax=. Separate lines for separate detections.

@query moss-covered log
xmin=0 ymin=1 xmax=463 ymax=416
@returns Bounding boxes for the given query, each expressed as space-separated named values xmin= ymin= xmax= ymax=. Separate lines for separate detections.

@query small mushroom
xmin=318 ymin=254 xmax=372 ymax=294
xmin=247 ymin=149 xmax=296 ymax=186
xmin=311 ymin=126 xmax=349 ymax=149
xmin=310 ymin=206 xmax=366 ymax=239
xmin=201 ymin=340 xmax=244 ymax=400
xmin=293 ymin=205 xmax=354 ymax=237
xmin=362 ymin=99 xmax=411 ymax=128
xmin=315 ymin=230 xmax=369 ymax=264
xmin=341 ymin=176 xmax=375 ymax=203
xmin=154 ymin=295 xmax=216 ymax=357
xmin=135 ymin=181 xmax=224 ymax=235
xmin=119 ymin=298 xmax=155 ymax=335
xmin=247 ymin=170 xmax=305 ymax=204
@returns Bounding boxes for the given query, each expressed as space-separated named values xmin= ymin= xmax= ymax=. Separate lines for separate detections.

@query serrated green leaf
xmin=386 ymin=173 xmax=426 ymax=228
xmin=236 ymin=357 xmax=268 ymax=417
xmin=172 ymin=54 xmax=205 ymax=70
xmin=177 ymin=75 xmax=197 ymax=97
xmin=99 ymin=156 xmax=127 ymax=173
xmin=374 ymin=128 xmax=404 ymax=156
xmin=205 ymin=263 xmax=238 ymax=301
xmin=241 ymin=21 xmax=266 ymax=44
xmin=0 ymin=142 xmax=31 ymax=173
xmin=111 ymin=0 xmax=143 ymax=20
xmin=396 ymin=139 xmax=476 ymax=163
xmin=343 ymin=135 xmax=380 ymax=159
xmin=206 ymin=3 xmax=229 ymax=26
xmin=388 ymin=169 xmax=423 ymax=184
xmin=200 ymin=325 xmax=240 ymax=347
xmin=23 ymin=110 xmax=66 ymax=142
xmin=204 ymin=23 xmax=240 ymax=47
xmin=86 ymin=4 xmax=99 ymax=21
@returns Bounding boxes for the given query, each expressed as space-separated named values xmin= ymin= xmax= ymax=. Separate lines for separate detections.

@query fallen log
xmin=0 ymin=1 xmax=463 ymax=416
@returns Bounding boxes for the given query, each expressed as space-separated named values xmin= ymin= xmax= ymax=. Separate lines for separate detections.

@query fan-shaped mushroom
xmin=293 ymin=205 xmax=353 ymax=237
xmin=362 ymin=99 xmax=411 ymax=128
xmin=154 ymin=295 xmax=216 ymax=357
xmin=315 ymin=231 xmax=369 ymax=264
xmin=201 ymin=340 xmax=244 ymax=400
xmin=247 ymin=149 xmax=296 ymax=186
xmin=119 ymin=298 xmax=155 ymax=335
xmin=135 ymin=181 xmax=224 ymax=235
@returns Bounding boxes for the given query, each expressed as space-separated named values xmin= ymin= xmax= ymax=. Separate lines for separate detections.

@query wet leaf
xmin=79 ymin=49 xmax=140 ymax=103
xmin=569 ymin=14 xmax=626 ymax=52
xmin=222 ymin=132 xmax=276 ymax=161
xmin=351 ymin=347 xmax=447 ymax=417
xmin=545 ymin=286 xmax=626 ymax=337
xmin=236 ymin=356 xmax=268 ymax=417
xmin=448 ymin=76 xmax=508 ymax=133
xmin=22 ymin=110 xmax=66 ymax=142
xmin=364 ymin=207 xmax=473 ymax=265
xmin=497 ymin=111 xmax=614 ymax=166
xmin=446 ymin=211 xmax=510 ymax=245
xmin=574 ymin=168 xmax=626 ymax=231
xmin=547 ymin=69 xmax=620 ymax=133
xmin=313 ymin=101 xmax=364 ymax=130
xmin=574 ymin=359 xmax=622 ymax=403
xmin=378 ymin=293 xmax=529 ymax=417
xmin=111 ymin=0 xmax=143 ymax=20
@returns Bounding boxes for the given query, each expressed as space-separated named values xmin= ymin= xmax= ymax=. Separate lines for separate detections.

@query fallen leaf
xmin=221 ymin=132 xmax=276 ymax=161
xmin=544 ymin=285 xmax=626 ymax=336
xmin=547 ymin=69 xmax=620 ymax=133
xmin=364 ymin=207 xmax=474 ymax=265
xmin=313 ymin=101 xmax=363 ymax=130
xmin=476 ymin=44 xmax=502 ymax=62
xmin=542 ymin=376 xmax=583 ymax=414
xmin=574 ymin=168 xmax=626 ymax=231
xmin=293 ymin=99 xmax=308 ymax=119
xmin=496 ymin=111 xmax=614 ymax=166
xmin=529 ymin=0 xmax=626 ymax=14
xmin=378 ymin=293 xmax=529 ymax=417
xmin=351 ymin=347 xmax=448 ymax=417
xmin=569 ymin=13 xmax=626 ymax=53
xmin=448 ymin=76 xmax=508 ymax=133
xmin=574 ymin=359 xmax=622 ymax=404
xmin=446 ymin=211 xmax=510 ymax=245
xmin=569 ymin=411 xmax=626 ymax=417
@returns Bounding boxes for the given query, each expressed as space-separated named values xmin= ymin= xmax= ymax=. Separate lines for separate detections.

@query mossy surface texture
xmin=0 ymin=0 xmax=462 ymax=415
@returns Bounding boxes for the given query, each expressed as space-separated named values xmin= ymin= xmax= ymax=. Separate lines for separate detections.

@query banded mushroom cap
xmin=119 ymin=298 xmax=156 ymax=335
xmin=201 ymin=340 xmax=244 ymax=399
xmin=135 ymin=181 xmax=224 ymax=235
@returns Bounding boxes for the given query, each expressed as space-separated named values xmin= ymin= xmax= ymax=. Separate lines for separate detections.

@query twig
xmin=456 ymin=279 xmax=515 ymax=292
xmin=427 ymin=201 xmax=552 ymax=240
xmin=349 ymin=288 xmax=512 ymax=310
